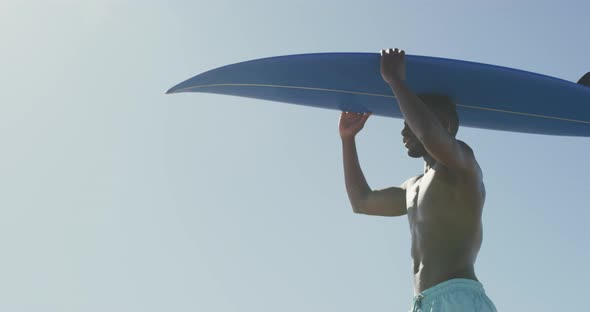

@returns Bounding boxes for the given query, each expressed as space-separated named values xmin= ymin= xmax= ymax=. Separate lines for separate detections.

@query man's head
xmin=401 ymin=94 xmax=459 ymax=158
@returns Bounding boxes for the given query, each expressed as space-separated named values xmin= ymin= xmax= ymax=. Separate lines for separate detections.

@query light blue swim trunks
xmin=410 ymin=278 xmax=497 ymax=312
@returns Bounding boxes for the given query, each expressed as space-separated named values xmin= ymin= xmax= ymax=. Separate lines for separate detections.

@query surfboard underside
xmin=168 ymin=53 xmax=590 ymax=137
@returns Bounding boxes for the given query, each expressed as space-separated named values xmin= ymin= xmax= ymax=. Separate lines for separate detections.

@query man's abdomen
xmin=410 ymin=219 xmax=482 ymax=293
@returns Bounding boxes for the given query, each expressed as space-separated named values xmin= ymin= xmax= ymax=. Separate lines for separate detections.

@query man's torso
xmin=405 ymin=162 xmax=485 ymax=293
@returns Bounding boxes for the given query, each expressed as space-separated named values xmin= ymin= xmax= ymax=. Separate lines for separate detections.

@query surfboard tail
xmin=578 ymin=72 xmax=590 ymax=87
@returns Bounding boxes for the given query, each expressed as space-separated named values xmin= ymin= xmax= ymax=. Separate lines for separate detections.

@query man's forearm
xmin=388 ymin=79 xmax=444 ymax=139
xmin=342 ymin=137 xmax=370 ymax=211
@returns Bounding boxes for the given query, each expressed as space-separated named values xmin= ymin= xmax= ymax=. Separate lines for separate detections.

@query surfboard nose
xmin=165 ymin=86 xmax=180 ymax=94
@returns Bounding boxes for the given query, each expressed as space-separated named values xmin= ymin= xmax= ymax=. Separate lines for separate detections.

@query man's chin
xmin=407 ymin=149 xmax=424 ymax=158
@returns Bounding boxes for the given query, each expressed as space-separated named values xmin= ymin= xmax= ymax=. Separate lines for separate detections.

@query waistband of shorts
xmin=414 ymin=278 xmax=485 ymax=299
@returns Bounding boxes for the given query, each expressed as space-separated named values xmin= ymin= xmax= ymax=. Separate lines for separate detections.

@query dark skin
xmin=340 ymin=48 xmax=485 ymax=294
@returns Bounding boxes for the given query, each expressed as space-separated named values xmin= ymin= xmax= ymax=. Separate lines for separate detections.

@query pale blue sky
xmin=2 ymin=0 xmax=589 ymax=311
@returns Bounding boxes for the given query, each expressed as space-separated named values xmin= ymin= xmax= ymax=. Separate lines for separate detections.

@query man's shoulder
xmin=455 ymin=140 xmax=483 ymax=177
xmin=457 ymin=139 xmax=474 ymax=154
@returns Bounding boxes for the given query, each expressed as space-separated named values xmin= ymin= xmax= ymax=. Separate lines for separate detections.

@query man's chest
xmin=406 ymin=171 xmax=459 ymax=218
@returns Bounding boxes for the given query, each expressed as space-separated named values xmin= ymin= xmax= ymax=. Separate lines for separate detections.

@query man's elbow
xmin=350 ymin=200 xmax=367 ymax=214
xmin=352 ymin=207 xmax=366 ymax=215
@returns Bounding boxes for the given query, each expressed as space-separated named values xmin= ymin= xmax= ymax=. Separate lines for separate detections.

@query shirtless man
xmin=339 ymin=48 xmax=497 ymax=311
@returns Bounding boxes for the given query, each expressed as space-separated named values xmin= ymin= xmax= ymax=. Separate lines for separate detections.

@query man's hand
xmin=339 ymin=112 xmax=371 ymax=139
xmin=380 ymin=48 xmax=406 ymax=84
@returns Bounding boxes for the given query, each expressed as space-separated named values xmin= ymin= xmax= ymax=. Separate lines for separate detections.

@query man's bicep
xmin=356 ymin=186 xmax=407 ymax=217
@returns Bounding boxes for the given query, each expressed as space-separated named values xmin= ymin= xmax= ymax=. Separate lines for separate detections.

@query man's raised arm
xmin=339 ymin=112 xmax=407 ymax=217
xmin=380 ymin=48 xmax=478 ymax=175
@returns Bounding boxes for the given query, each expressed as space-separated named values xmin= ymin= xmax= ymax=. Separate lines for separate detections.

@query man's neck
xmin=423 ymin=154 xmax=436 ymax=173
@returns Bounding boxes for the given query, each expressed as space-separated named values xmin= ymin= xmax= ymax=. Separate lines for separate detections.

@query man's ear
xmin=441 ymin=118 xmax=452 ymax=134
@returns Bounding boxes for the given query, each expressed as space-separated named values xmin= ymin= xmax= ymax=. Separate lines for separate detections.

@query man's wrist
xmin=387 ymin=77 xmax=405 ymax=89
xmin=341 ymin=135 xmax=356 ymax=142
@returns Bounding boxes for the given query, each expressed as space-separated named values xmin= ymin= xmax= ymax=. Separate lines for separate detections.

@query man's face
xmin=401 ymin=122 xmax=426 ymax=158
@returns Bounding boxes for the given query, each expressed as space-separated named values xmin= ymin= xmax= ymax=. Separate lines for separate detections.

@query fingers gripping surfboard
xmin=167 ymin=53 xmax=590 ymax=137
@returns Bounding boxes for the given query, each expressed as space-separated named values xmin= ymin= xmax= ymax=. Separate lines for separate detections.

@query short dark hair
xmin=417 ymin=93 xmax=459 ymax=136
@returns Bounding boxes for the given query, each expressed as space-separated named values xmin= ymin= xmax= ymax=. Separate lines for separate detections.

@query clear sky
xmin=2 ymin=0 xmax=589 ymax=311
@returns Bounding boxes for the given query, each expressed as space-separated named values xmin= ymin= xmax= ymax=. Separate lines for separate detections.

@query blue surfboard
xmin=167 ymin=53 xmax=590 ymax=137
